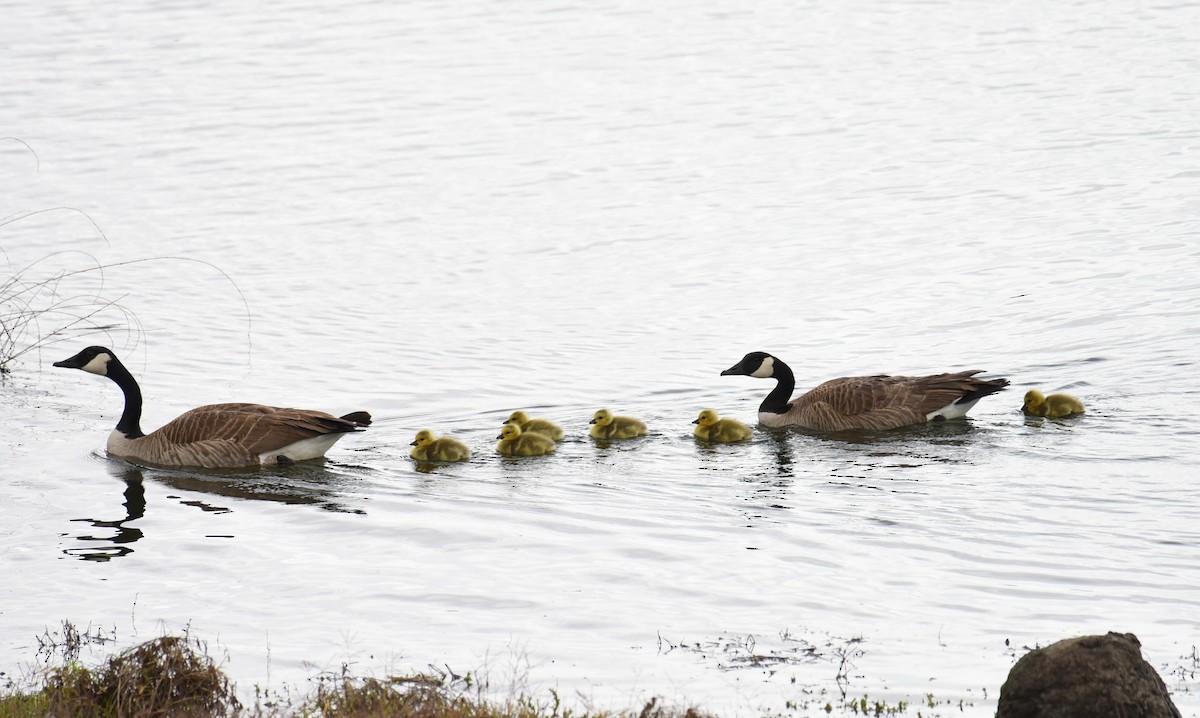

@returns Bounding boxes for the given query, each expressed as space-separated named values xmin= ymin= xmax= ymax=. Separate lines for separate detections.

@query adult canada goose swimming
xmin=504 ymin=411 xmax=564 ymax=441
xmin=692 ymin=408 xmax=753 ymax=443
xmin=54 ymin=346 xmax=371 ymax=469
xmin=1022 ymin=389 xmax=1085 ymax=418
xmin=589 ymin=408 xmax=647 ymax=440
xmin=496 ymin=423 xmax=557 ymax=456
xmin=721 ymin=351 xmax=1009 ymax=432
xmin=409 ymin=429 xmax=471 ymax=462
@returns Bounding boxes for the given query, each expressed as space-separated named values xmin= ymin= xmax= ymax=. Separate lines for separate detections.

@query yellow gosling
xmin=496 ymin=423 xmax=557 ymax=457
xmin=692 ymin=408 xmax=753 ymax=443
xmin=589 ymin=408 xmax=647 ymax=440
xmin=504 ymin=410 xmax=565 ymax=441
xmin=410 ymin=429 xmax=471 ymax=462
xmin=1023 ymin=389 xmax=1086 ymax=418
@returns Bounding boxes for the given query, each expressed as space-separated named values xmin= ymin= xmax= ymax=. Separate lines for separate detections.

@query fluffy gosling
xmin=589 ymin=408 xmax=647 ymax=440
xmin=410 ymin=429 xmax=471 ymax=462
xmin=504 ymin=410 xmax=565 ymax=441
xmin=1023 ymin=389 xmax=1085 ymax=418
xmin=496 ymin=423 xmax=557 ymax=457
xmin=692 ymin=409 xmax=753 ymax=443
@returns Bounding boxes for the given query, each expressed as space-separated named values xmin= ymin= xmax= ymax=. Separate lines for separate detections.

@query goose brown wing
xmin=152 ymin=403 xmax=362 ymax=455
xmin=790 ymin=371 xmax=994 ymax=432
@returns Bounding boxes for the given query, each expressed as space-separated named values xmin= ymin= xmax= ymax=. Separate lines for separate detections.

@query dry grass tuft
xmin=291 ymin=674 xmax=710 ymax=718
xmin=39 ymin=634 xmax=239 ymax=718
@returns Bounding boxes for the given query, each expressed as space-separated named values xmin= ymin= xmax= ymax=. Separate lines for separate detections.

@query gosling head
xmin=498 ymin=424 xmax=523 ymax=441
xmin=1023 ymin=389 xmax=1046 ymax=410
xmin=53 ymin=346 xmax=116 ymax=376
xmin=721 ymin=351 xmax=776 ymax=379
xmin=411 ymin=429 xmax=437 ymax=447
xmin=505 ymin=410 xmax=530 ymax=425
xmin=693 ymin=408 xmax=720 ymax=427
xmin=591 ymin=408 xmax=613 ymax=426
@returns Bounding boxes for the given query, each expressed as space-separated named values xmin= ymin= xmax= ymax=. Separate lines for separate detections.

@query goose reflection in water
xmin=65 ymin=468 xmax=146 ymax=562
xmin=142 ymin=459 xmax=366 ymax=514
xmin=65 ymin=459 xmax=367 ymax=561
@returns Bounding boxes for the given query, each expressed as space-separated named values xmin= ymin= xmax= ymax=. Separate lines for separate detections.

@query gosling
xmin=692 ymin=409 xmax=753 ymax=443
xmin=410 ymin=429 xmax=471 ymax=462
xmin=1023 ymin=389 xmax=1086 ymax=418
xmin=496 ymin=423 xmax=557 ymax=457
xmin=589 ymin=408 xmax=647 ymax=440
xmin=504 ymin=410 xmax=565 ymax=441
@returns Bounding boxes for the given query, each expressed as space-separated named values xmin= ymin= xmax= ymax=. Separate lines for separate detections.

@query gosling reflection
xmin=65 ymin=469 xmax=146 ymax=562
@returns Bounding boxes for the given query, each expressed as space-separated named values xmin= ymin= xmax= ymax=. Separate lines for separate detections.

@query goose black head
xmin=54 ymin=346 xmax=116 ymax=376
xmin=721 ymin=352 xmax=776 ymax=379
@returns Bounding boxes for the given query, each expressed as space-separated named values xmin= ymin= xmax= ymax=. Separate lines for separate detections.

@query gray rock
xmin=997 ymin=632 xmax=1180 ymax=718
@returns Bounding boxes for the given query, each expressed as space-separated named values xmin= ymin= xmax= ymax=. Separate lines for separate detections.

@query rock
xmin=997 ymin=632 xmax=1180 ymax=718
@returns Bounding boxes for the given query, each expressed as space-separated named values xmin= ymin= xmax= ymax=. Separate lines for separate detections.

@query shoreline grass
xmin=0 ymin=623 xmax=965 ymax=718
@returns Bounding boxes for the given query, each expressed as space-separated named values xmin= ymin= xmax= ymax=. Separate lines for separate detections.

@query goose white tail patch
xmin=926 ymin=398 xmax=981 ymax=422
xmin=260 ymin=433 xmax=347 ymax=464
xmin=750 ymin=356 xmax=775 ymax=379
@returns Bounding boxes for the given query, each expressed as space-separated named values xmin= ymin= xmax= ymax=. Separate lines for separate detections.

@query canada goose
xmin=1023 ymin=389 xmax=1085 ymax=418
xmin=504 ymin=411 xmax=564 ymax=441
xmin=692 ymin=408 xmax=753 ymax=443
xmin=721 ymin=351 xmax=1009 ymax=431
xmin=589 ymin=408 xmax=647 ymax=439
xmin=410 ymin=429 xmax=471 ymax=462
xmin=53 ymin=346 xmax=371 ymax=468
xmin=496 ymin=423 xmax=557 ymax=456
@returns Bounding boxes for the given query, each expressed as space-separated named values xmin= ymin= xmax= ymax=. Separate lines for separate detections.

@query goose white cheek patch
xmin=750 ymin=356 xmax=775 ymax=379
xmin=81 ymin=353 xmax=113 ymax=375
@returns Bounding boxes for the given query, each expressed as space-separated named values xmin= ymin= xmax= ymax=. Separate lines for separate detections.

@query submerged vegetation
xmin=0 ymin=623 xmax=968 ymax=718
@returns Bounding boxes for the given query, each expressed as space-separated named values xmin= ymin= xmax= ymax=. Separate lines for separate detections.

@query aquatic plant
xmin=0 ymin=242 xmax=137 ymax=375
xmin=0 ymin=239 xmax=249 ymax=376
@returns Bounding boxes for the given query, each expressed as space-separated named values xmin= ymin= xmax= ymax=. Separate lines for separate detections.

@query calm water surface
xmin=4 ymin=0 xmax=1200 ymax=714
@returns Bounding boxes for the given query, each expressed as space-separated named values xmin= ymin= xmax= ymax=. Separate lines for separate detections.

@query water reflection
xmin=64 ymin=468 xmax=146 ymax=562
xmin=1021 ymin=414 xmax=1086 ymax=429
xmin=762 ymin=429 xmax=797 ymax=477
xmin=64 ymin=458 xmax=369 ymax=561
xmin=143 ymin=460 xmax=365 ymax=515
xmin=691 ymin=433 xmax=798 ymax=527
xmin=807 ymin=419 xmax=980 ymax=447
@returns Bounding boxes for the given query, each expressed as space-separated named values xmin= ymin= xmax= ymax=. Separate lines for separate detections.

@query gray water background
xmin=3 ymin=0 xmax=1200 ymax=714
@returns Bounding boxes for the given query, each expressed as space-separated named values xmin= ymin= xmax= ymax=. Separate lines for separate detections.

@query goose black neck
xmin=106 ymin=358 xmax=145 ymax=439
xmin=760 ymin=359 xmax=796 ymax=415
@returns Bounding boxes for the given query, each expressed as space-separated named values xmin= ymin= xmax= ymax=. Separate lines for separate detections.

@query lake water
xmin=3 ymin=0 xmax=1200 ymax=714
